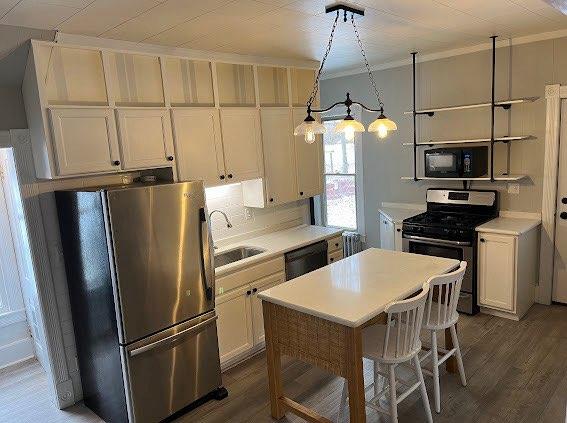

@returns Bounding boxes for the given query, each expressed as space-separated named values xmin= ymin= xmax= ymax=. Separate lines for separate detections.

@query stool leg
xmin=431 ymin=330 xmax=441 ymax=413
xmin=388 ymin=364 xmax=398 ymax=423
xmin=413 ymin=355 xmax=433 ymax=423
xmin=450 ymin=324 xmax=467 ymax=386
xmin=373 ymin=360 xmax=381 ymax=397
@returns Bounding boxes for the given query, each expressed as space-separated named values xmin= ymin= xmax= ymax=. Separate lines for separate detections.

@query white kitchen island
xmin=259 ymin=248 xmax=460 ymax=423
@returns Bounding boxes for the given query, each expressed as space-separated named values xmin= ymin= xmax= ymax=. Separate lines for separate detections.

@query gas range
xmin=403 ymin=212 xmax=495 ymax=242
xmin=401 ymin=189 xmax=498 ymax=315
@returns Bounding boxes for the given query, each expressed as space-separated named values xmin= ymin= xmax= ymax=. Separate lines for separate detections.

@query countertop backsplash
xmin=205 ymin=183 xmax=310 ymax=246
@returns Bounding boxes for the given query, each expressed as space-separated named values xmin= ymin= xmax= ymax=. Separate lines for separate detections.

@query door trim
xmin=538 ymin=85 xmax=567 ymax=304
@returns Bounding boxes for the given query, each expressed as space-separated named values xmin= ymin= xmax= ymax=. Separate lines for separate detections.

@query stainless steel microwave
xmin=424 ymin=147 xmax=488 ymax=178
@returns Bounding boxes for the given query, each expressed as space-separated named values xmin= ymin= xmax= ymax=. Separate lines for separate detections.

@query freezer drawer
xmin=106 ymin=182 xmax=215 ymax=343
xmin=124 ymin=311 xmax=222 ymax=423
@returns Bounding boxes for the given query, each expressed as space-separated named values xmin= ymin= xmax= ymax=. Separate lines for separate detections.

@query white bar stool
xmin=338 ymin=284 xmax=433 ymax=423
xmin=420 ymin=261 xmax=468 ymax=413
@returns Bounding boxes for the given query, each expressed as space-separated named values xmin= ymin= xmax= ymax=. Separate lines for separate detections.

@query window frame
xmin=319 ymin=105 xmax=365 ymax=235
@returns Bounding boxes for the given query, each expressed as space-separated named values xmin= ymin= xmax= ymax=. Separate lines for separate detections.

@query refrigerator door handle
xmin=129 ymin=315 xmax=218 ymax=357
xmin=199 ymin=207 xmax=215 ymax=300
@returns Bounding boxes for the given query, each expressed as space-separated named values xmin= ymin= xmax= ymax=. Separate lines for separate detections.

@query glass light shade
xmin=334 ymin=119 xmax=365 ymax=141
xmin=294 ymin=119 xmax=326 ymax=144
xmin=368 ymin=115 xmax=398 ymax=139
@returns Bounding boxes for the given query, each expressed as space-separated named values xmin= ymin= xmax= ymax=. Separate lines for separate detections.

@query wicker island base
xmin=262 ymin=301 xmax=457 ymax=423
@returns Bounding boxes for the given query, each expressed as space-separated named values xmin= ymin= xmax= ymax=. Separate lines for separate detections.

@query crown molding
xmin=322 ymin=28 xmax=567 ymax=80
xmin=54 ymin=32 xmax=319 ymax=69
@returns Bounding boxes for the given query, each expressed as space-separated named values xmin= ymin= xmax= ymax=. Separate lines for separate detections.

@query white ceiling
xmin=1 ymin=0 xmax=566 ymax=73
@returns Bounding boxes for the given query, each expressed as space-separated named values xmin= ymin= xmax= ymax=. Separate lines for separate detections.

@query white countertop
xmin=475 ymin=217 xmax=541 ymax=236
xmin=258 ymin=248 xmax=459 ymax=327
xmin=214 ymin=225 xmax=343 ymax=277
xmin=379 ymin=206 xmax=424 ymax=224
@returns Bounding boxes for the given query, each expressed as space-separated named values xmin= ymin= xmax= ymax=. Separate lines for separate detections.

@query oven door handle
xmin=403 ymin=234 xmax=471 ymax=247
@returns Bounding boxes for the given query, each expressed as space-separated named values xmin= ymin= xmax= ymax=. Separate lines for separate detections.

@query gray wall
xmin=321 ymin=37 xmax=567 ymax=247
xmin=0 ymin=24 xmax=55 ymax=130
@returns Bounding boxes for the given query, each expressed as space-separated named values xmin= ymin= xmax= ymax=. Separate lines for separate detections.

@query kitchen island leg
xmin=346 ymin=326 xmax=366 ymax=423
xmin=263 ymin=301 xmax=285 ymax=419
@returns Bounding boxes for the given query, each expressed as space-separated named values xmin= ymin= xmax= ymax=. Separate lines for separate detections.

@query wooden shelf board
xmin=403 ymin=97 xmax=538 ymax=115
xmin=401 ymin=175 xmax=528 ymax=182
xmin=401 ymin=135 xmax=533 ymax=146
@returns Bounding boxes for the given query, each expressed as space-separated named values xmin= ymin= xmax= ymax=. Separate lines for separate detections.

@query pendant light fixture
xmin=294 ymin=3 xmax=397 ymax=143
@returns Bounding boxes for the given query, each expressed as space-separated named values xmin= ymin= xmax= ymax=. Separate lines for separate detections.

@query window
xmin=322 ymin=118 xmax=358 ymax=230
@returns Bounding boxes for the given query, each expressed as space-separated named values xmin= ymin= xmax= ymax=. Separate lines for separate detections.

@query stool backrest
xmin=424 ymin=262 xmax=467 ymax=328
xmin=382 ymin=284 xmax=430 ymax=361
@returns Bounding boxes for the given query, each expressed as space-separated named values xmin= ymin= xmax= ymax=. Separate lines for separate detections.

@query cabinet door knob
xmin=561 ymin=212 xmax=567 ymax=220
xmin=480 ymin=238 xmax=486 ymax=242
xmin=562 ymin=197 xmax=567 ymax=205
xmin=246 ymin=290 xmax=251 ymax=296
xmin=299 ymin=191 xmax=304 ymax=196
xmin=335 ymin=242 xmax=339 ymax=247
xmin=220 ymin=175 xmax=225 ymax=180
xmin=269 ymin=198 xmax=274 ymax=202
xmin=166 ymin=156 xmax=174 ymax=161
xmin=227 ymin=174 xmax=233 ymax=179
xmin=252 ymin=288 xmax=258 ymax=293
xmin=396 ymin=228 xmax=401 ymax=232
xmin=113 ymin=160 xmax=120 ymax=166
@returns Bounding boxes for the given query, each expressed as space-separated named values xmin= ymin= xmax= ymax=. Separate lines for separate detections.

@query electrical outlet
xmin=244 ymin=208 xmax=254 ymax=220
xmin=507 ymin=183 xmax=520 ymax=195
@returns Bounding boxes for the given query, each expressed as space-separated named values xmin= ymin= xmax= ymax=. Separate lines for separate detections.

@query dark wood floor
xmin=2 ymin=304 xmax=566 ymax=423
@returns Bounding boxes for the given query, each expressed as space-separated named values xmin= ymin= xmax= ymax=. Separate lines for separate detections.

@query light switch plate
xmin=507 ymin=183 xmax=520 ymax=194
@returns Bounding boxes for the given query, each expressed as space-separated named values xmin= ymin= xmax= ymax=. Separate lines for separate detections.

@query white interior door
xmin=553 ymin=102 xmax=567 ymax=303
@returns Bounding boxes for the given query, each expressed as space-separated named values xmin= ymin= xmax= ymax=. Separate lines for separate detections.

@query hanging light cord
xmin=306 ymin=11 xmax=340 ymax=109
xmin=351 ymin=13 xmax=384 ymax=110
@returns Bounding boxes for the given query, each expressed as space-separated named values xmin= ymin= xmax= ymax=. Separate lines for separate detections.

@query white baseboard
xmin=0 ymin=337 xmax=35 ymax=370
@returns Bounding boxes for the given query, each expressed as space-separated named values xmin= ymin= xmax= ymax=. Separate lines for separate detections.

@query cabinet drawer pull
xmin=330 ymin=257 xmax=334 ymax=262
xmin=299 ymin=191 xmax=304 ymax=196
xmin=220 ymin=175 xmax=225 ymax=180
xmin=227 ymin=174 xmax=233 ymax=179
xmin=480 ymin=238 xmax=486 ymax=242
xmin=113 ymin=160 xmax=120 ymax=166
xmin=166 ymin=156 xmax=174 ymax=161
xmin=269 ymin=198 xmax=274 ymax=202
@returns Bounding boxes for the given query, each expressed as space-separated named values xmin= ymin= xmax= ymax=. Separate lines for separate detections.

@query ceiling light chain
xmin=293 ymin=3 xmax=397 ymax=144
xmin=351 ymin=13 xmax=384 ymax=109
xmin=306 ymin=11 xmax=340 ymax=109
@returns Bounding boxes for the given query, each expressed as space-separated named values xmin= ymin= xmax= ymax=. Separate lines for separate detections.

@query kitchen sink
xmin=214 ymin=246 xmax=266 ymax=268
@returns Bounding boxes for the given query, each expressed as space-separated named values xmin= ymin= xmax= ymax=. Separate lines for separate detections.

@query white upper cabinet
xmin=49 ymin=107 xmax=120 ymax=176
xmin=106 ymin=52 xmax=165 ymax=106
xmin=257 ymin=66 xmax=289 ymax=107
xmin=164 ymin=58 xmax=215 ymax=107
xmin=219 ymin=109 xmax=264 ymax=183
xmin=39 ymin=45 xmax=108 ymax=106
xmin=290 ymin=68 xmax=318 ymax=107
xmin=172 ymin=108 xmax=225 ymax=186
xmin=115 ymin=108 xmax=174 ymax=170
xmin=292 ymin=108 xmax=323 ymax=198
xmin=242 ymin=108 xmax=296 ymax=207
xmin=216 ymin=63 xmax=256 ymax=106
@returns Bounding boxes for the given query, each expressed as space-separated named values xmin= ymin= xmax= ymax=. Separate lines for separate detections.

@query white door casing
xmin=552 ymin=99 xmax=567 ymax=303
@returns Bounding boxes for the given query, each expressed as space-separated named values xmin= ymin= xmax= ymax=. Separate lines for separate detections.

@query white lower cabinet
xmin=250 ymin=273 xmax=285 ymax=345
xmin=215 ymin=267 xmax=285 ymax=369
xmin=478 ymin=233 xmax=516 ymax=311
xmin=477 ymin=227 xmax=538 ymax=320
xmin=379 ymin=213 xmax=395 ymax=251
xmin=215 ymin=285 xmax=254 ymax=365
xmin=115 ymin=108 xmax=175 ymax=170
xmin=48 ymin=107 xmax=121 ymax=176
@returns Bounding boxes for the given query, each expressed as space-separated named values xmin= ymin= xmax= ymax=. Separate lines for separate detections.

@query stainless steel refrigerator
xmin=56 ymin=181 xmax=226 ymax=423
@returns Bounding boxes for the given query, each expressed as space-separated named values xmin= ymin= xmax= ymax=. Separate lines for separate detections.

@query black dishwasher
xmin=285 ymin=241 xmax=328 ymax=280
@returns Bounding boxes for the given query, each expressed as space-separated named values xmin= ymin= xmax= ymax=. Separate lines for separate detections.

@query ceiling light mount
xmin=325 ymin=2 xmax=365 ymax=22
xmin=293 ymin=3 xmax=397 ymax=143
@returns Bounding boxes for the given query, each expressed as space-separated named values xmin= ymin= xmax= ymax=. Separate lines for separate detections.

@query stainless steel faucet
xmin=209 ymin=209 xmax=233 ymax=228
